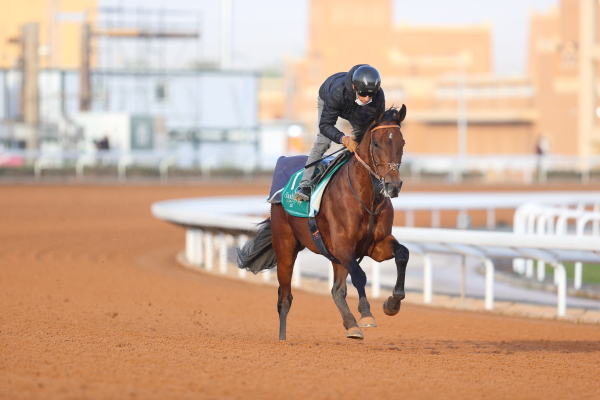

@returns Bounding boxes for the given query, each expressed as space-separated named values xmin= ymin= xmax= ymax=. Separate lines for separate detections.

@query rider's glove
xmin=342 ymin=136 xmax=359 ymax=153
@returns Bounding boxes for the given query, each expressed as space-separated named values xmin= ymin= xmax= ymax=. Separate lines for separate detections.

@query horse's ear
xmin=374 ymin=103 xmax=385 ymax=124
xmin=398 ymin=104 xmax=407 ymax=123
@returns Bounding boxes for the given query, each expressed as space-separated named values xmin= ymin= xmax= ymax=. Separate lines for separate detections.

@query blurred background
xmin=1 ymin=0 xmax=600 ymax=184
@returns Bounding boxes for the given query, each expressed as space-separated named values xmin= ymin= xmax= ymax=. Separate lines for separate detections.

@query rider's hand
xmin=342 ymin=136 xmax=359 ymax=153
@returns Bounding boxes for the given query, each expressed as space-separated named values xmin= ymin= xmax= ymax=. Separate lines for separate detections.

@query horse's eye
xmin=373 ymin=141 xmax=379 ymax=148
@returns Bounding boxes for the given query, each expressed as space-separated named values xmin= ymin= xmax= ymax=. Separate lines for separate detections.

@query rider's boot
xmin=294 ymin=186 xmax=311 ymax=202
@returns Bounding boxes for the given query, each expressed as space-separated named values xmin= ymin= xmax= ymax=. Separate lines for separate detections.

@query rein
xmin=347 ymin=123 xmax=403 ymax=264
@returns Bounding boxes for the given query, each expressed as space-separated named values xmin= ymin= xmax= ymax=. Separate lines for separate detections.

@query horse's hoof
xmin=359 ymin=316 xmax=378 ymax=328
xmin=383 ymin=296 xmax=401 ymax=316
xmin=346 ymin=327 xmax=364 ymax=340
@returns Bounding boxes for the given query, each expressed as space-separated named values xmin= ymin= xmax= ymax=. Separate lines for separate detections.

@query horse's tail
xmin=237 ymin=218 xmax=277 ymax=274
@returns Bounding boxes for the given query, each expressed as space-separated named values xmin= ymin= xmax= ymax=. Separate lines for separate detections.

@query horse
xmin=238 ymin=104 xmax=408 ymax=340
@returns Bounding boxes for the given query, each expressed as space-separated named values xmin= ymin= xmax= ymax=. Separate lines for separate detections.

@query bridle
xmin=354 ymin=124 xmax=403 ymax=184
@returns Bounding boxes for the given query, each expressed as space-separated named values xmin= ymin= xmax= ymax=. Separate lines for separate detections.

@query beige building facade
xmin=273 ymin=0 xmax=600 ymax=157
xmin=0 ymin=0 xmax=96 ymax=69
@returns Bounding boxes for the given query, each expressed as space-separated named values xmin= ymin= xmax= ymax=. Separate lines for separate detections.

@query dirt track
xmin=1 ymin=184 xmax=599 ymax=400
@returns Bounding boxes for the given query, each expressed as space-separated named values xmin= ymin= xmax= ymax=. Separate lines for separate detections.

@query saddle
xmin=267 ymin=151 xmax=351 ymax=218
xmin=308 ymin=151 xmax=351 ymax=191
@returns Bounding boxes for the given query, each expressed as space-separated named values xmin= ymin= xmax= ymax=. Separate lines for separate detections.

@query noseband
xmin=354 ymin=124 xmax=403 ymax=183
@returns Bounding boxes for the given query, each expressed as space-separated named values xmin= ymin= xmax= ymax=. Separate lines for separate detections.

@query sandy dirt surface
xmin=1 ymin=183 xmax=599 ymax=400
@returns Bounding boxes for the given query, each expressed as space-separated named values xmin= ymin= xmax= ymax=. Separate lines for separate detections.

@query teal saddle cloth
xmin=267 ymin=152 xmax=350 ymax=218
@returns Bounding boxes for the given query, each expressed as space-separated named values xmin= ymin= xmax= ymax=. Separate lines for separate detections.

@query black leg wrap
xmin=387 ymin=243 xmax=408 ymax=312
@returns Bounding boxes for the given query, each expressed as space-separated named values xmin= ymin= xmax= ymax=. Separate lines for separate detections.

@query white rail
xmin=152 ymin=196 xmax=600 ymax=317
xmin=513 ymin=202 xmax=600 ymax=289
xmin=4 ymin=149 xmax=600 ymax=185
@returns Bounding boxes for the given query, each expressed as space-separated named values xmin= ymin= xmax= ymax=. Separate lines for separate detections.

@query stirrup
xmin=294 ymin=186 xmax=311 ymax=202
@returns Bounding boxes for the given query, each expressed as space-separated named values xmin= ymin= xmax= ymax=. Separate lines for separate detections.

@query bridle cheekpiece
xmin=354 ymin=124 xmax=403 ymax=183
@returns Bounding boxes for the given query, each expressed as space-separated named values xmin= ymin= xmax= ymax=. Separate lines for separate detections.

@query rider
xmin=294 ymin=64 xmax=385 ymax=201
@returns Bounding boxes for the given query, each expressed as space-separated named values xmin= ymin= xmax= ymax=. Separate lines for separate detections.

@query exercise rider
xmin=295 ymin=64 xmax=385 ymax=201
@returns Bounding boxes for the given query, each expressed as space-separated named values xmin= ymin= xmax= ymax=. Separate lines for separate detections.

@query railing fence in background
xmin=3 ymin=149 xmax=600 ymax=184
xmin=153 ymin=196 xmax=600 ymax=318
xmin=513 ymin=202 xmax=600 ymax=289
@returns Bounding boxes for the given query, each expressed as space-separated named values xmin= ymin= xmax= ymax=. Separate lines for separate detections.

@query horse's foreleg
xmin=371 ymin=236 xmax=409 ymax=316
xmin=330 ymin=262 xmax=363 ymax=339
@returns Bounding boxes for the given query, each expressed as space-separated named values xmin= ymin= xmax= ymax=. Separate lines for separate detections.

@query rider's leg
xmin=296 ymin=97 xmax=328 ymax=200
xmin=298 ymin=133 xmax=331 ymax=188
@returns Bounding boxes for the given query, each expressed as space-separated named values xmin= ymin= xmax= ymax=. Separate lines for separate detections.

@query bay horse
xmin=238 ymin=104 xmax=408 ymax=340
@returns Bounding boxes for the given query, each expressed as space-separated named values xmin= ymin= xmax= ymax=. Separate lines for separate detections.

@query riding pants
xmin=299 ymin=96 xmax=329 ymax=188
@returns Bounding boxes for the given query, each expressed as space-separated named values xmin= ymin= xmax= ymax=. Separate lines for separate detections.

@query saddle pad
xmin=267 ymin=156 xmax=308 ymax=204
xmin=281 ymin=159 xmax=347 ymax=218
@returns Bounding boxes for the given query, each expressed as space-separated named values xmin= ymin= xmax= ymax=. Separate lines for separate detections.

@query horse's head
xmin=355 ymin=104 xmax=406 ymax=198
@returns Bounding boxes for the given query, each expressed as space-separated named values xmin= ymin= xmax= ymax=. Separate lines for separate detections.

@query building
xmin=279 ymin=0 xmax=600 ymax=158
xmin=528 ymin=0 xmax=600 ymax=157
xmin=0 ymin=0 xmax=97 ymax=69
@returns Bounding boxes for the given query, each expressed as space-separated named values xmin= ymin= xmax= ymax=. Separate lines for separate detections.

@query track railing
xmin=3 ymin=149 xmax=600 ymax=184
xmin=152 ymin=196 xmax=600 ymax=317
xmin=513 ymin=202 xmax=600 ymax=289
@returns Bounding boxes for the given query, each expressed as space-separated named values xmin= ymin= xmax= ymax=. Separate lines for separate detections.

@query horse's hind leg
xmin=357 ymin=292 xmax=377 ymax=328
xmin=272 ymin=207 xmax=301 ymax=341
xmin=276 ymin=253 xmax=297 ymax=341
xmin=351 ymin=262 xmax=377 ymax=328
xmin=331 ymin=263 xmax=363 ymax=339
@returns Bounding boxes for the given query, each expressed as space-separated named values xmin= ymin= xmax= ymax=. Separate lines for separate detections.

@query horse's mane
xmin=352 ymin=105 xmax=402 ymax=143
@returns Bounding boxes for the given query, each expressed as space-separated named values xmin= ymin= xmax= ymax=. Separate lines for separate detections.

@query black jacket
xmin=318 ymin=64 xmax=385 ymax=144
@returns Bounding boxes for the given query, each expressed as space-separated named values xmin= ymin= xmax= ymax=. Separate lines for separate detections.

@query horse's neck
xmin=346 ymin=154 xmax=377 ymax=203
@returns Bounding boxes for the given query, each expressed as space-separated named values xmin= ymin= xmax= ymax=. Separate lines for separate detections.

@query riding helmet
xmin=352 ymin=65 xmax=381 ymax=97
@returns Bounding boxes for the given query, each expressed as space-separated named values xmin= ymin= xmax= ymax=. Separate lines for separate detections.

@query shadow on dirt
xmin=488 ymin=340 xmax=600 ymax=353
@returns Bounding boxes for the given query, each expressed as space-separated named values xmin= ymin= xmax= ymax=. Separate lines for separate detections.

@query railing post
xmin=525 ymin=259 xmax=534 ymax=278
xmin=237 ymin=234 xmax=248 ymax=278
xmin=537 ymin=260 xmax=546 ymax=282
xmin=34 ymin=157 xmax=45 ymax=182
xmin=574 ymin=261 xmax=583 ymax=290
xmin=219 ymin=233 xmax=228 ymax=274
xmin=553 ymin=263 xmax=567 ymax=316
xmin=118 ymin=155 xmax=132 ymax=183
xmin=371 ymin=260 xmax=380 ymax=299
xmin=328 ymin=262 xmax=334 ymax=290
xmin=185 ymin=229 xmax=194 ymax=265
xmin=185 ymin=229 xmax=203 ymax=267
xmin=292 ymin=256 xmax=301 ymax=287
xmin=431 ymin=209 xmax=440 ymax=228
xmin=460 ymin=255 xmax=466 ymax=302
xmin=204 ymin=231 xmax=214 ymax=271
xmin=405 ymin=209 xmax=414 ymax=227
xmin=593 ymin=203 xmax=600 ymax=235
xmin=76 ymin=154 xmax=95 ymax=181
xmin=484 ymin=258 xmax=494 ymax=310
xmin=423 ymin=254 xmax=432 ymax=304
xmin=263 ymin=268 xmax=271 ymax=282
xmin=159 ymin=155 xmax=177 ymax=183
xmin=486 ymin=208 xmax=495 ymax=230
